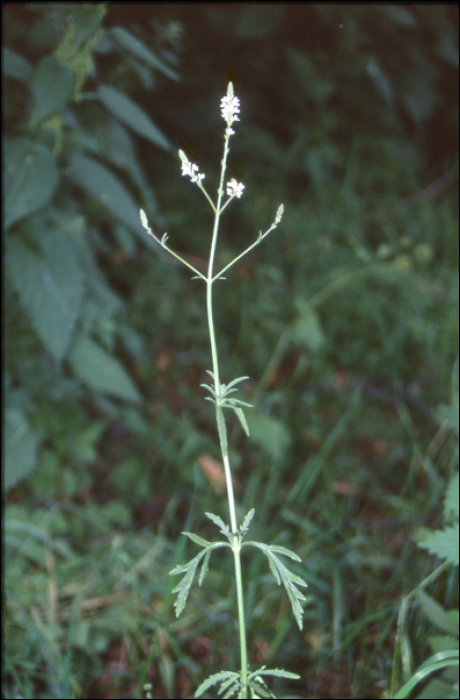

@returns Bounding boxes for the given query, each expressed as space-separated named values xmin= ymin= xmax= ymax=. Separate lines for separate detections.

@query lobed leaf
xmin=245 ymin=541 xmax=308 ymax=630
xmin=417 ymin=525 xmax=459 ymax=566
xmin=205 ymin=512 xmax=232 ymax=541
xmin=239 ymin=508 xmax=256 ymax=536
xmin=195 ymin=670 xmax=240 ymax=698
xmin=199 ymin=548 xmax=213 ymax=586
xmin=169 ymin=549 xmax=208 ymax=617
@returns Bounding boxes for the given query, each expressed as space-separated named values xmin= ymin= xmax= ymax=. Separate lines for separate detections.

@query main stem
xmin=206 ymin=129 xmax=248 ymax=698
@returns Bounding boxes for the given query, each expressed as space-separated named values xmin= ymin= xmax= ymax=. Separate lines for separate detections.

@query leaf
xmin=85 ymin=117 xmax=149 ymax=192
xmin=4 ymin=138 xmax=59 ymax=229
xmin=68 ymin=335 xmax=142 ymax=403
xmin=182 ymin=531 xmax=212 ymax=548
xmin=97 ymin=84 xmax=172 ymax=151
xmin=169 ymin=530 xmax=229 ymax=617
xmin=417 ymin=590 xmax=460 ymax=637
xmin=110 ymin=26 xmax=180 ymax=80
xmin=249 ymin=667 xmax=301 ymax=681
xmin=232 ymin=406 xmax=250 ymax=436
xmin=262 ymin=544 xmax=302 ymax=561
xmin=2 ymin=47 xmax=33 ymax=81
xmin=226 ymin=397 xmax=253 ymax=408
xmin=417 ymin=525 xmax=459 ymax=566
xmin=31 ymin=56 xmax=74 ymax=121
xmin=246 ymin=541 xmax=308 ymax=630
xmin=239 ymin=508 xmax=255 ymax=536
xmin=216 ymin=406 xmax=228 ymax=455
xmin=195 ymin=671 xmax=240 ymax=699
xmin=68 ymin=152 xmax=147 ymax=237
xmin=4 ymin=408 xmax=38 ymax=492
xmin=200 ymin=382 xmax=217 ymax=398
xmin=383 ymin=5 xmax=417 ymax=27
xmin=198 ymin=548 xmax=213 ymax=586
xmin=169 ymin=549 xmax=207 ymax=617
xmin=205 ymin=512 xmax=232 ymax=541
xmin=225 ymin=375 xmax=250 ymax=390
xmin=7 ymin=228 xmax=84 ymax=363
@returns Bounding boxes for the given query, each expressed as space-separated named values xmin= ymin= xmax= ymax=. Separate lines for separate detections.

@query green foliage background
xmin=4 ymin=4 xmax=459 ymax=699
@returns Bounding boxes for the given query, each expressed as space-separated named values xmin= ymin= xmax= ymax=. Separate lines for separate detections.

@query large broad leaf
xmin=31 ymin=56 xmax=74 ymax=121
xmin=2 ymin=46 xmax=33 ymax=81
xmin=4 ymin=138 xmax=59 ymax=229
xmin=84 ymin=116 xmax=149 ymax=192
xmin=97 ymin=84 xmax=172 ymax=151
xmin=67 ymin=152 xmax=154 ymax=244
xmin=4 ymin=408 xmax=39 ymax=492
xmin=110 ymin=26 xmax=180 ymax=81
xmin=7 ymin=226 xmax=84 ymax=363
xmin=69 ymin=335 xmax=142 ymax=403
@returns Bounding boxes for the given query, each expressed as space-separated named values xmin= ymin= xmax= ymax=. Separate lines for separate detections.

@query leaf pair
xmin=201 ymin=371 xmax=253 ymax=437
xmin=195 ymin=665 xmax=300 ymax=699
xmin=169 ymin=509 xmax=308 ymax=631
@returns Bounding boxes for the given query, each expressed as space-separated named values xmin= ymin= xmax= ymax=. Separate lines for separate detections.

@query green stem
xmin=213 ymin=222 xmax=277 ymax=283
xmin=206 ymin=127 xmax=248 ymax=698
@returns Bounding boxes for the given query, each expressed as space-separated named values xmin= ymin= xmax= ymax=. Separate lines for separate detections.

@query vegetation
xmin=4 ymin=4 xmax=458 ymax=699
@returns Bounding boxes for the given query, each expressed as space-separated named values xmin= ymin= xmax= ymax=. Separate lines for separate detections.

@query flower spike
xmin=179 ymin=149 xmax=205 ymax=183
xmin=221 ymin=82 xmax=240 ymax=135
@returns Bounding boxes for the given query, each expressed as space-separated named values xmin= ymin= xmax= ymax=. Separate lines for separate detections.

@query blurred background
xmin=4 ymin=4 xmax=459 ymax=699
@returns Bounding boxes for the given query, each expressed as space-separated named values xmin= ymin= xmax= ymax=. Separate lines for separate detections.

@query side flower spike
xmin=179 ymin=149 xmax=205 ymax=183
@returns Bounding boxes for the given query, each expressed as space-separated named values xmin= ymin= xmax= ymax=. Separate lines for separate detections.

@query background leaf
xmin=68 ymin=335 xmax=142 ymax=403
xmin=110 ymin=26 xmax=180 ymax=80
xmin=31 ymin=56 xmax=74 ymax=121
xmin=97 ymin=84 xmax=172 ymax=151
xmin=4 ymin=138 xmax=59 ymax=229
xmin=4 ymin=408 xmax=39 ymax=492
xmin=7 ymin=228 xmax=84 ymax=363
xmin=2 ymin=46 xmax=32 ymax=81
xmin=68 ymin=151 xmax=154 ymax=242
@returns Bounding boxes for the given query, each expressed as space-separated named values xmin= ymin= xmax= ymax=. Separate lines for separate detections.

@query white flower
xmin=221 ymin=82 xmax=240 ymax=127
xmin=179 ymin=149 xmax=205 ymax=183
xmin=227 ymin=178 xmax=245 ymax=199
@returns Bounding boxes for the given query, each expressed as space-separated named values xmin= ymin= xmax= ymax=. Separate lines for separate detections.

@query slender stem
xmin=205 ymin=125 xmax=248 ymax=698
xmin=212 ymin=223 xmax=277 ymax=282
